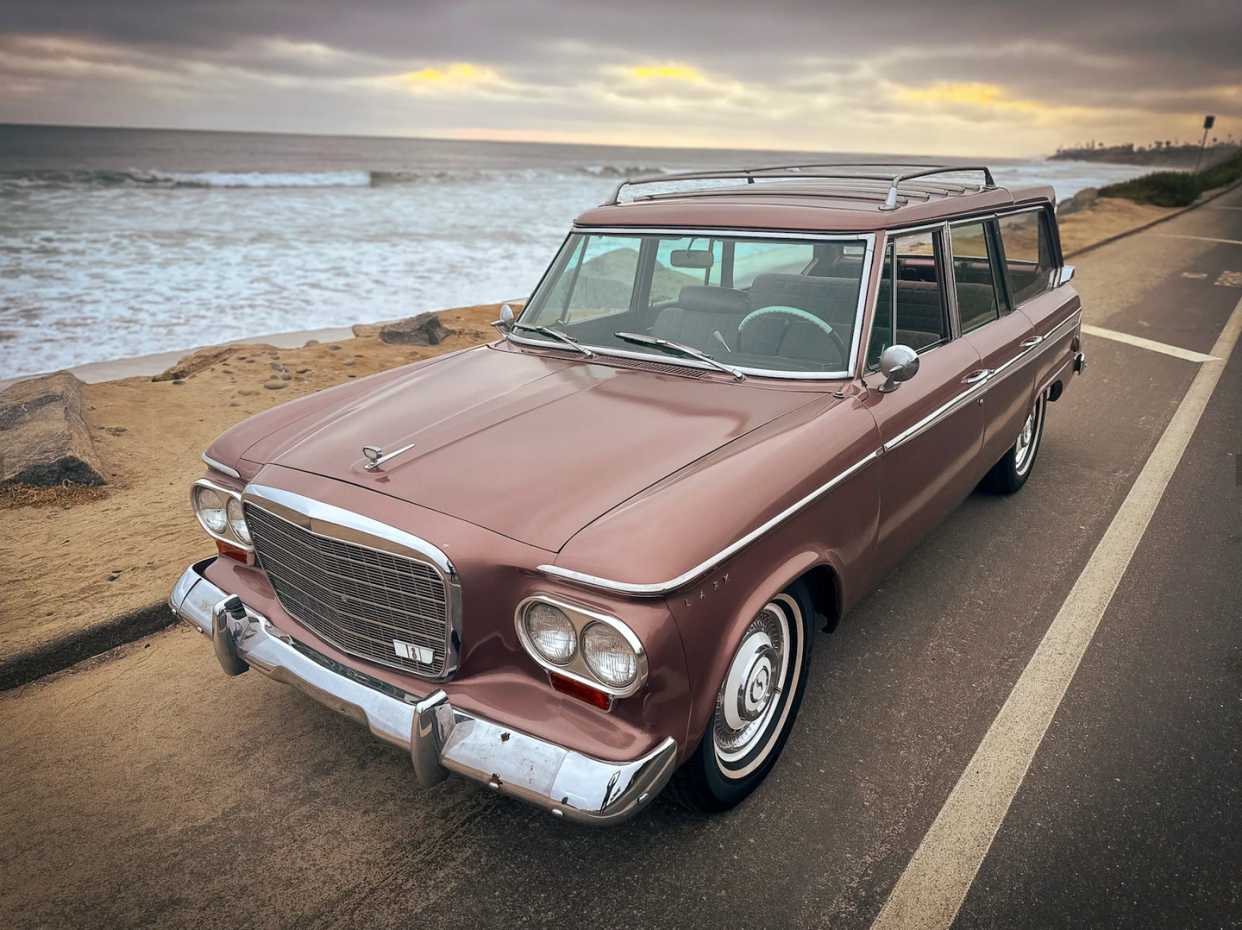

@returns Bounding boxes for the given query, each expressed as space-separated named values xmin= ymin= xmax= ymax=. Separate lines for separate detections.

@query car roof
xmin=574 ymin=164 xmax=1056 ymax=234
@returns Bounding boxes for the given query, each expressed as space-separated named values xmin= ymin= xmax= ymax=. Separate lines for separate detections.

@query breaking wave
xmin=0 ymin=164 xmax=675 ymax=190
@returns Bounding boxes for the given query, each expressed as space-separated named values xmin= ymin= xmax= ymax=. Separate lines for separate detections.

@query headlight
xmin=192 ymin=485 xmax=228 ymax=534
xmin=226 ymin=497 xmax=251 ymax=545
xmin=522 ymin=602 xmax=577 ymax=665
xmin=581 ymin=622 xmax=638 ymax=688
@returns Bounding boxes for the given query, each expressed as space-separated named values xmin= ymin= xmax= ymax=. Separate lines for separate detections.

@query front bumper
xmin=170 ymin=559 xmax=676 ymax=825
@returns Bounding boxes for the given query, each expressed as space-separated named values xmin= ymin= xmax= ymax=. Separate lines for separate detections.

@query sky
xmin=1 ymin=0 xmax=1240 ymax=157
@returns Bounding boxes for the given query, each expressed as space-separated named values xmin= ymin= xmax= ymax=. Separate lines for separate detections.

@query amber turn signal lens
xmin=549 ymin=672 xmax=611 ymax=709
xmin=216 ymin=539 xmax=249 ymax=563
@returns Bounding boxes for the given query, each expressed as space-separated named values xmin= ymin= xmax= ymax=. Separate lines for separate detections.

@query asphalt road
xmin=3 ymin=191 xmax=1240 ymax=930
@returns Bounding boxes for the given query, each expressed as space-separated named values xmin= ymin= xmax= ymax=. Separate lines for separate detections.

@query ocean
xmin=0 ymin=124 xmax=1153 ymax=379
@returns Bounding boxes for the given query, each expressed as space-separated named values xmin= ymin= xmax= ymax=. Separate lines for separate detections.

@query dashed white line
xmin=868 ymin=292 xmax=1242 ymax=930
xmin=1081 ymin=323 xmax=1219 ymax=363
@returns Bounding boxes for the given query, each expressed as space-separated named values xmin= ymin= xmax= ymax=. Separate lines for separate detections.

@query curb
xmin=1066 ymin=178 xmax=1242 ymax=260
xmin=0 ymin=602 xmax=176 ymax=692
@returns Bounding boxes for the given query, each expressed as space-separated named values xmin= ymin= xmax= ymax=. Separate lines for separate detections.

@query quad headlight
xmin=192 ymin=485 xmax=229 ymax=534
xmin=226 ymin=497 xmax=251 ymax=546
xmin=515 ymin=596 xmax=647 ymax=699
xmin=191 ymin=479 xmax=253 ymax=553
xmin=522 ymin=602 xmax=577 ymax=665
xmin=581 ymin=622 xmax=638 ymax=688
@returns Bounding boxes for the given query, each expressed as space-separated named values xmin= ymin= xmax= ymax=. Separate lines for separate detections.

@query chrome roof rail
xmin=606 ymin=163 xmax=995 ymax=210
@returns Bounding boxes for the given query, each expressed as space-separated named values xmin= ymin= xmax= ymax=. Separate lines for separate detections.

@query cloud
xmin=0 ymin=0 xmax=1239 ymax=154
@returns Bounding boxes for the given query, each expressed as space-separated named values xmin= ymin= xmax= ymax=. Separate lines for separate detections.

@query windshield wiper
xmin=511 ymin=322 xmax=596 ymax=358
xmin=613 ymin=332 xmax=745 ymax=381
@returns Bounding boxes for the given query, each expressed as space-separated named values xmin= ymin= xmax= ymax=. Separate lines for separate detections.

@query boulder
xmin=1057 ymin=187 xmax=1099 ymax=216
xmin=378 ymin=312 xmax=454 ymax=346
xmin=0 ymin=372 xmax=106 ymax=486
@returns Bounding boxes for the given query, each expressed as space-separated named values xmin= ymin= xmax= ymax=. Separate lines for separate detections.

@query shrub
xmin=1099 ymin=148 xmax=1242 ymax=208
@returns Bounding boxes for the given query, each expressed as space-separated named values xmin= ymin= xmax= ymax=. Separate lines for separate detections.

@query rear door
xmin=948 ymin=219 xmax=1036 ymax=478
xmin=995 ymin=207 xmax=1079 ymax=397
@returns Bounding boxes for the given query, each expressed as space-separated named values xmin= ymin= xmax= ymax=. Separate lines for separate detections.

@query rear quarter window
xmin=997 ymin=210 xmax=1055 ymax=305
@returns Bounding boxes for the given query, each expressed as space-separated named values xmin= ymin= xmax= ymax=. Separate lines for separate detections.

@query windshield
xmin=517 ymin=232 xmax=871 ymax=376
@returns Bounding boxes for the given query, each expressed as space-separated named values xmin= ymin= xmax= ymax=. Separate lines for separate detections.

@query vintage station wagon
xmin=170 ymin=164 xmax=1085 ymax=823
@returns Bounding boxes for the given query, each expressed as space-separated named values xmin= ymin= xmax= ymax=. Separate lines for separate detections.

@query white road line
xmin=1081 ymin=324 xmax=1219 ymax=363
xmin=869 ymin=292 xmax=1242 ymax=930
xmin=1155 ymin=233 xmax=1242 ymax=246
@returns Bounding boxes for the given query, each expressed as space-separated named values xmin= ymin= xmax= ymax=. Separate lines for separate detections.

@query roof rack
xmin=605 ymin=163 xmax=996 ymax=211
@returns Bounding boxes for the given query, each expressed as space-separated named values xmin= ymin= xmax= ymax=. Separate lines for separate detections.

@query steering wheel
xmin=737 ymin=305 xmax=849 ymax=365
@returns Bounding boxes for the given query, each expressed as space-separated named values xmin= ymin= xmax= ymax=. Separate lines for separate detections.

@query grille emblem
xmin=394 ymin=640 xmax=434 ymax=664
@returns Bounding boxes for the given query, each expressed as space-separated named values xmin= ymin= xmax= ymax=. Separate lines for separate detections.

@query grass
xmin=1099 ymin=147 xmax=1242 ymax=207
xmin=0 ymin=482 xmax=110 ymax=510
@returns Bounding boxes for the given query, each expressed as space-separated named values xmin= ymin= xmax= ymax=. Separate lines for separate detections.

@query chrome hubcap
xmin=1014 ymin=396 xmax=1043 ymax=474
xmin=714 ymin=604 xmax=789 ymax=764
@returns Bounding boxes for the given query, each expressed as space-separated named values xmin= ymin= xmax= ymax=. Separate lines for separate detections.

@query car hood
xmin=235 ymin=347 xmax=817 ymax=552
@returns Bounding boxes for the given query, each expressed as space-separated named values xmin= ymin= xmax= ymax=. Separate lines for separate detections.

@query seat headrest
xmin=677 ymin=285 xmax=751 ymax=315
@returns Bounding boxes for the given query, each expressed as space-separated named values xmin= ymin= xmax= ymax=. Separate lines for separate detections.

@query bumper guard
xmin=170 ymin=559 xmax=676 ymax=825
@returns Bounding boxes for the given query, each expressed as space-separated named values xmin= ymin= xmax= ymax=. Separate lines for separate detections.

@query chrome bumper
xmin=169 ymin=559 xmax=676 ymax=825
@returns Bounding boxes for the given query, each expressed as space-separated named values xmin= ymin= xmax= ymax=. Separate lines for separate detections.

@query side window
xmin=867 ymin=229 xmax=949 ymax=367
xmin=950 ymin=222 xmax=1002 ymax=334
xmin=997 ymin=210 xmax=1054 ymax=305
xmin=732 ymin=241 xmax=815 ymax=289
xmin=555 ymin=235 xmax=641 ymax=322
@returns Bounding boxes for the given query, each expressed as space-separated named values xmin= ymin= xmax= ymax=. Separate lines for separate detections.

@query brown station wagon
xmin=170 ymin=164 xmax=1085 ymax=824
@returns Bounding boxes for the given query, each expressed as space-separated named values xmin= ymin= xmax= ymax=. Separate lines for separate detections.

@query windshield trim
xmin=515 ymin=228 xmax=877 ymax=381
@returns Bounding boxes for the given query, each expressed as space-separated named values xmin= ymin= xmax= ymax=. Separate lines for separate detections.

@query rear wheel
xmin=669 ymin=580 xmax=813 ymax=813
xmin=981 ymin=390 xmax=1047 ymax=495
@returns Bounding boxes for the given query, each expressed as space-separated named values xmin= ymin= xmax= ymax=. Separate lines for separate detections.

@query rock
xmin=375 ymin=312 xmax=454 ymax=346
xmin=152 ymin=345 xmax=237 ymax=382
xmin=270 ymin=362 xmax=284 ymax=371
xmin=236 ymin=389 xmax=260 ymax=397
xmin=1057 ymin=187 xmax=1099 ymax=216
xmin=329 ymin=345 xmax=342 ymax=351
xmin=341 ymin=360 xmax=356 ymax=367
xmin=0 ymin=371 xmax=106 ymax=487
xmin=263 ymin=381 xmax=288 ymax=390
xmin=304 ymin=339 xmax=319 ymax=347
xmin=279 ymin=372 xmax=292 ymax=381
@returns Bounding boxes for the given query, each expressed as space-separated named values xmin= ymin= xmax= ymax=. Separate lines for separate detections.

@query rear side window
xmin=997 ymin=210 xmax=1054 ymax=305
xmin=949 ymin=222 xmax=1003 ymax=334
xmin=868 ymin=229 xmax=949 ymax=367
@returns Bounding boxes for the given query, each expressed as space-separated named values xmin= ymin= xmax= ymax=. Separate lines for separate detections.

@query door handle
xmin=1020 ymin=335 xmax=1045 ymax=348
xmin=962 ymin=369 xmax=992 ymax=384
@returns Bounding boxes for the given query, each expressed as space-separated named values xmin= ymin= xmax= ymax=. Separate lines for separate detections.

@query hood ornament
xmin=362 ymin=442 xmax=416 ymax=471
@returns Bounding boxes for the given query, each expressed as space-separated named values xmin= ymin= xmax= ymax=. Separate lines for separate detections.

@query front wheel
xmin=980 ymin=390 xmax=1047 ymax=495
xmin=669 ymin=580 xmax=814 ymax=813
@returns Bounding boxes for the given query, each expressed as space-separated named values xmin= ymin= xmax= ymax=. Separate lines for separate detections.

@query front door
xmin=862 ymin=226 xmax=985 ymax=579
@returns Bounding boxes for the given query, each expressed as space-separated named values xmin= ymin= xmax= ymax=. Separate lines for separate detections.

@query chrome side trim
xmin=539 ymin=450 xmax=880 ymax=596
xmin=169 ymin=561 xmax=677 ymax=825
xmin=539 ymin=310 xmax=1080 ymax=597
xmin=884 ymin=310 xmax=1080 ymax=454
xmin=514 ymin=595 xmax=649 ymax=699
xmin=241 ymin=484 xmax=462 ymax=680
xmin=201 ymin=453 xmax=240 ymax=480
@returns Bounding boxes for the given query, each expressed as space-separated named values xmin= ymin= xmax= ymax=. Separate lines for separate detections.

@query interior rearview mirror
xmin=670 ymin=249 xmax=714 ymax=269
xmin=878 ymin=345 xmax=919 ymax=393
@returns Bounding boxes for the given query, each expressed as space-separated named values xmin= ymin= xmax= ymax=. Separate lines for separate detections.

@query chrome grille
xmin=244 ymin=503 xmax=450 ymax=677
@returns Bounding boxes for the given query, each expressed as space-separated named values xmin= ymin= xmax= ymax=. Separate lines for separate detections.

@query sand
xmin=0 ymin=303 xmax=502 ymax=658
xmin=0 ymin=198 xmax=1176 ymax=660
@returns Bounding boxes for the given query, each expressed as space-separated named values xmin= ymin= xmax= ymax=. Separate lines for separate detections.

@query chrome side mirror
xmin=878 ymin=345 xmax=919 ymax=393
xmin=492 ymin=303 xmax=516 ymax=339
xmin=1056 ymin=265 xmax=1075 ymax=287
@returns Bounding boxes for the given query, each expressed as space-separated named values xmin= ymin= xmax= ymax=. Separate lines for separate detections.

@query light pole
xmin=1194 ymin=115 xmax=1216 ymax=174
